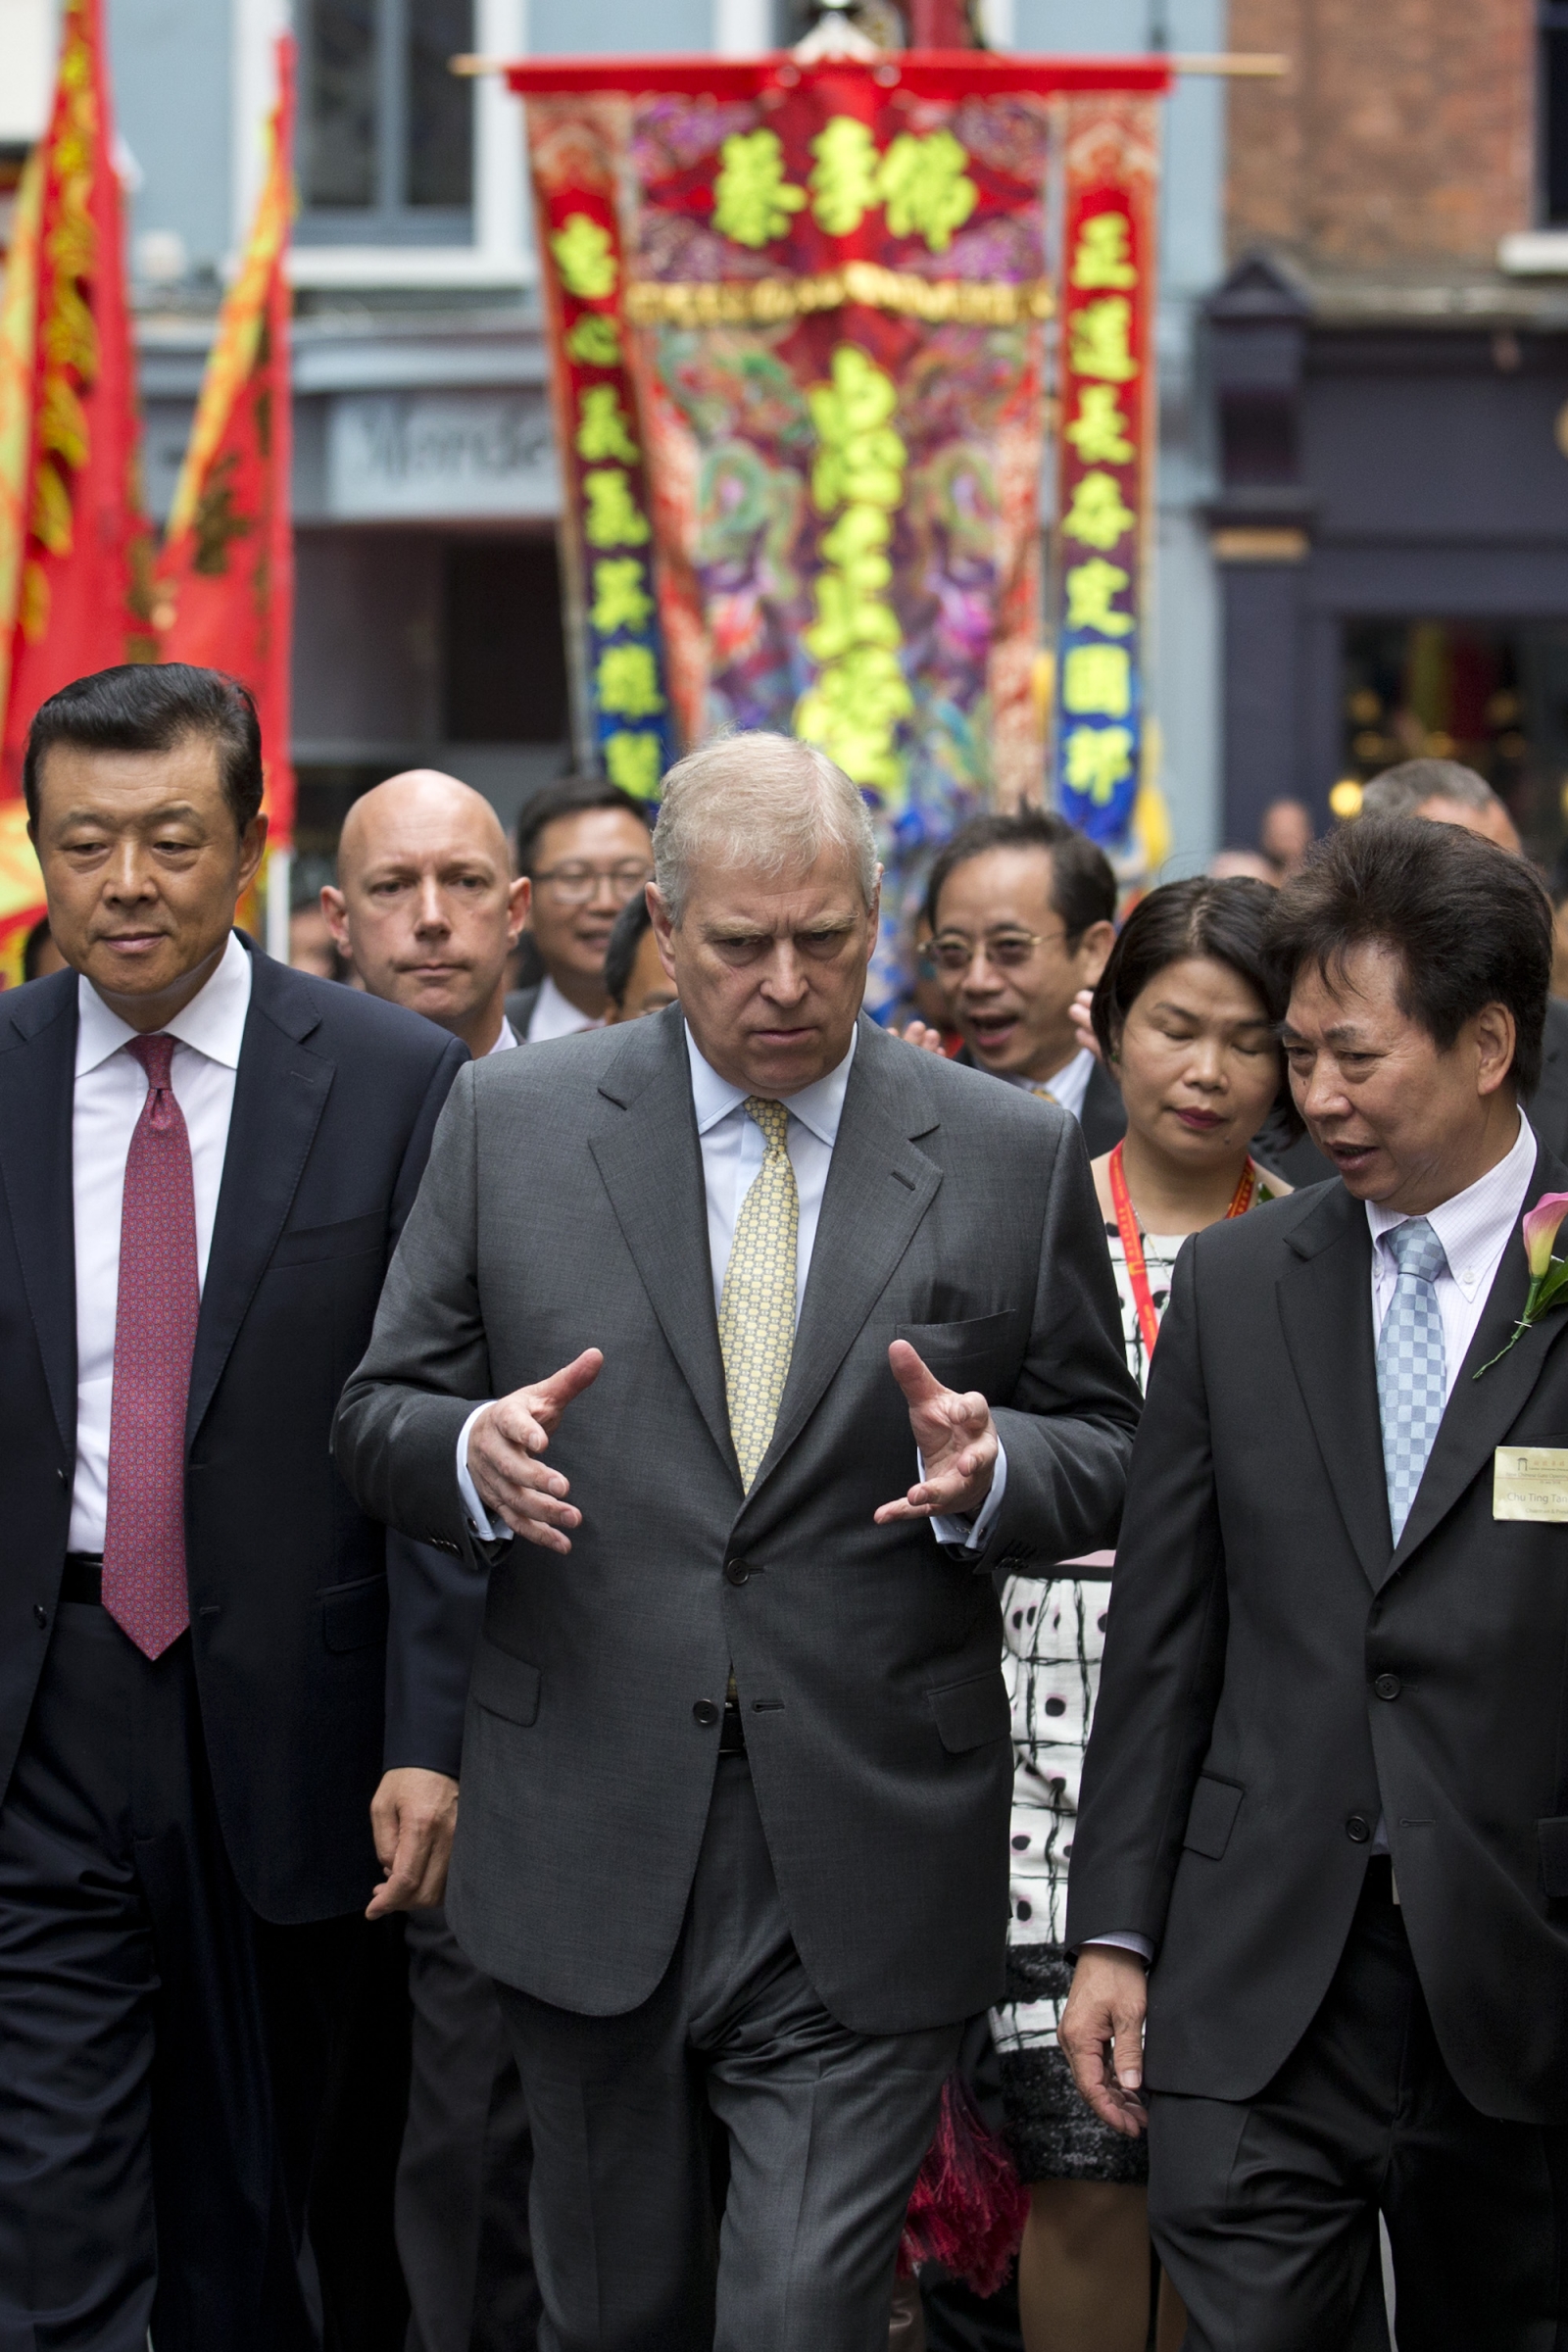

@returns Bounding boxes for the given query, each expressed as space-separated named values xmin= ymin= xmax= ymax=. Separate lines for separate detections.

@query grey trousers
xmin=398 ymin=1905 xmax=539 ymax=2352
xmin=496 ymin=1756 xmax=961 ymax=2352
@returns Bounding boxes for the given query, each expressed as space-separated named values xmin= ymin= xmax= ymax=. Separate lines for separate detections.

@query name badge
xmin=1493 ymin=1446 xmax=1568 ymax=1523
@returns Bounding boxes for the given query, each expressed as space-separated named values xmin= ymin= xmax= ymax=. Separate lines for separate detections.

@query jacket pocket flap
xmin=271 ymin=1211 xmax=386 ymax=1269
xmin=320 ymin=1574 xmax=389 ymax=1654
xmin=928 ymin=1670 xmax=1009 ymax=1753
xmin=897 ymin=1310 xmax=1018 ymax=1367
xmin=470 ymin=1639 xmax=542 ymax=1728
xmin=1183 ymin=1774 xmax=1244 ymax=1860
xmin=1539 ymin=1816 xmax=1568 ymax=1899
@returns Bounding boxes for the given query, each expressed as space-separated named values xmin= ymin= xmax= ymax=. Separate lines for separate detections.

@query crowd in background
xmin=7 ymin=671 xmax=1568 ymax=2352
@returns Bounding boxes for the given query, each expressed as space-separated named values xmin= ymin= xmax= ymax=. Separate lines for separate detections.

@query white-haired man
xmin=333 ymin=733 xmax=1141 ymax=2352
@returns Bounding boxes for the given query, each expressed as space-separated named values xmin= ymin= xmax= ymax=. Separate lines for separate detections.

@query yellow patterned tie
xmin=718 ymin=1097 xmax=800 ymax=1492
xmin=1026 ymin=1081 xmax=1061 ymax=1106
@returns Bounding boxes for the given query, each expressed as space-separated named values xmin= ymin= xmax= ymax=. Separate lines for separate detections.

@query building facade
xmin=1212 ymin=0 xmax=1568 ymax=859
xmin=2 ymin=0 xmax=1233 ymax=887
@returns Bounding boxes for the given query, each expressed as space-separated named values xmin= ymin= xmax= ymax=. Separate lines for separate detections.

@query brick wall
xmin=1226 ymin=0 xmax=1536 ymax=269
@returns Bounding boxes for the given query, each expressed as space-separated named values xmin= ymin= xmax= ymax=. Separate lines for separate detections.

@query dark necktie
xmin=100 ymin=1033 xmax=199 ymax=1658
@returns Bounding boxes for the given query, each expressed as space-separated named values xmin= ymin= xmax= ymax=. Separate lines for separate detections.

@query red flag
xmin=154 ymin=36 xmax=295 ymax=851
xmin=0 ymin=0 xmax=155 ymax=805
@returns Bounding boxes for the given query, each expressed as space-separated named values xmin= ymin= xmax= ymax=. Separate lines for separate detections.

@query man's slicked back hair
xmin=1267 ymin=815 xmax=1550 ymax=1099
xmin=653 ymin=732 xmax=878 ymax=925
xmin=514 ymin=774 xmax=653 ymax=877
xmin=24 ymin=663 xmax=264 ymax=833
xmin=924 ymin=808 xmax=1116 ymax=942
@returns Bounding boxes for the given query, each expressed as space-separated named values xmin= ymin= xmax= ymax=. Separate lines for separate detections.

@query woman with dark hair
xmin=993 ymin=877 xmax=1298 ymax=2352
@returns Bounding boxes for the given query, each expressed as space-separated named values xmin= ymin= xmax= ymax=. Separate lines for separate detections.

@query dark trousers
xmin=496 ymin=1756 xmax=962 ymax=2352
xmin=399 ymin=1905 xmax=538 ymax=2352
xmin=1149 ymin=1859 xmax=1567 ymax=2352
xmin=0 ymin=1599 xmax=408 ymax=2352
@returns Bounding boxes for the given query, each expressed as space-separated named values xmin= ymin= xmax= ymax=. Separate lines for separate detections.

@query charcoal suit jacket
xmin=0 ymin=940 xmax=466 ymax=1923
xmin=1067 ymin=1146 xmax=1568 ymax=2126
xmin=334 ymin=1007 xmax=1142 ymax=2034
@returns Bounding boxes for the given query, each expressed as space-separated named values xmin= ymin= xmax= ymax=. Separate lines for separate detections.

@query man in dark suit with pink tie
xmin=0 ymin=664 xmax=466 ymax=2350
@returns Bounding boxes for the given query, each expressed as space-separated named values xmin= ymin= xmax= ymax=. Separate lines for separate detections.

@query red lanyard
xmin=1108 ymin=1141 xmax=1257 ymax=1364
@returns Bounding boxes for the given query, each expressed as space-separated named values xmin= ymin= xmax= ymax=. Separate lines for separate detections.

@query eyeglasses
xmin=926 ymin=927 xmax=1069 ymax=976
xmin=530 ymin=859 xmax=653 ymax=906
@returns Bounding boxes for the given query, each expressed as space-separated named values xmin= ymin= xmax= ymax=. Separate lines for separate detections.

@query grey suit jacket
xmin=334 ymin=1008 xmax=1140 ymax=2034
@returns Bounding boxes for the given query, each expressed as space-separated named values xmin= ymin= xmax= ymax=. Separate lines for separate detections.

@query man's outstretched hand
xmin=368 ymin=1767 xmax=459 ymax=1918
xmin=874 ymin=1340 xmax=1000 ymax=1525
xmin=1059 ymin=1946 xmax=1150 ymax=2136
xmin=466 ymin=1348 xmax=604 ymax=1550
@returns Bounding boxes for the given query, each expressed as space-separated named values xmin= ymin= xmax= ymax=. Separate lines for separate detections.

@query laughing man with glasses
xmin=924 ymin=809 xmax=1127 ymax=1156
xmin=505 ymin=777 xmax=656 ymax=1044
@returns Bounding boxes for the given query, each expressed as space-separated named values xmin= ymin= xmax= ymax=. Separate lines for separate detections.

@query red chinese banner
xmin=0 ymin=0 xmax=154 ymax=975
xmin=528 ymin=103 xmax=674 ymax=802
xmin=514 ymin=52 xmax=1167 ymax=1003
xmin=155 ymin=36 xmax=297 ymax=853
xmin=1051 ymin=93 xmax=1158 ymax=851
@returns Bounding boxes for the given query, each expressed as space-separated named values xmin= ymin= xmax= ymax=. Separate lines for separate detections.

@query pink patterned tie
xmin=101 ymin=1033 xmax=198 ymax=1659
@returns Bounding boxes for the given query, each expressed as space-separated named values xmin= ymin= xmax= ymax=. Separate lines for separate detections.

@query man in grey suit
xmin=334 ymin=733 xmax=1141 ymax=2352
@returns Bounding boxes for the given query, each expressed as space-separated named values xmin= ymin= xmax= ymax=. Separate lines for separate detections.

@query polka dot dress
xmin=990 ymin=1223 xmax=1190 ymax=2184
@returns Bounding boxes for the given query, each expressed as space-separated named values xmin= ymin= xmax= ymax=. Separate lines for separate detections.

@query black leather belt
xmin=62 ymin=1552 xmax=103 ymax=1604
xmin=718 ymin=1698 xmax=748 ymax=1756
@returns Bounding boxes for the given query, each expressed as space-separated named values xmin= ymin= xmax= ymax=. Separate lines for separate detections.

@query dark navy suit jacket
xmin=0 ymin=938 xmax=466 ymax=1923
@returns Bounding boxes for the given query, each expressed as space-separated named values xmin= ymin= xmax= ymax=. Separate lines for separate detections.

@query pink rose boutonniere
xmin=1474 ymin=1192 xmax=1568 ymax=1378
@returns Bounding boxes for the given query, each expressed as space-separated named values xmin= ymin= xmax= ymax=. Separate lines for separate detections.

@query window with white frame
xmin=298 ymin=0 xmax=475 ymax=245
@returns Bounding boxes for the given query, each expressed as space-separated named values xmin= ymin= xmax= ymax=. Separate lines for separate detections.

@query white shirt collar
xmin=1366 ymin=1112 xmax=1538 ymax=1298
xmin=684 ymin=1018 xmax=858 ymax=1149
xmin=487 ymin=1016 xmax=519 ymax=1054
xmin=75 ymin=929 xmax=254 ymax=1078
xmin=529 ymin=972 xmax=603 ymax=1042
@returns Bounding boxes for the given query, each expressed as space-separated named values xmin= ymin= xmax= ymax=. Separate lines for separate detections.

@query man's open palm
xmin=874 ymin=1339 xmax=1000 ymax=1525
xmin=466 ymin=1348 xmax=604 ymax=1549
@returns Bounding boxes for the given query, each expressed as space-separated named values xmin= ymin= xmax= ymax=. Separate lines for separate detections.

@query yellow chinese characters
xmin=604 ymin=732 xmax=662 ymax=800
xmin=583 ymin=468 xmax=650 ymax=550
xmin=575 ymin=385 xmax=640 ymax=466
xmin=1064 ymin=558 xmax=1132 ymax=638
xmin=1071 ymin=212 xmax=1137 ymax=291
xmin=596 ymin=644 xmax=664 ymax=721
xmin=1061 ymin=471 xmax=1134 ymax=555
xmin=1064 ymin=384 xmax=1133 ymax=466
xmin=591 ymin=558 xmax=654 ymax=635
xmin=712 ymin=117 xmax=979 ymax=258
xmin=551 ymin=214 xmax=617 ymax=301
xmin=795 ymin=345 xmax=911 ymax=798
xmin=713 ymin=129 xmax=808 ymax=249
xmin=1063 ymin=724 xmax=1135 ymax=807
xmin=1062 ymin=644 xmax=1131 ymax=720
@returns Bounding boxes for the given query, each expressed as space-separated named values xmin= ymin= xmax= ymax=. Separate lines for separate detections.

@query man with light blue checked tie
xmin=334 ymin=732 xmax=1141 ymax=2352
xmin=1062 ymin=814 xmax=1568 ymax=2351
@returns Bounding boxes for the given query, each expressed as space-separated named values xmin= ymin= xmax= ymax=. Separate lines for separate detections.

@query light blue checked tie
xmin=1376 ymin=1218 xmax=1449 ymax=1543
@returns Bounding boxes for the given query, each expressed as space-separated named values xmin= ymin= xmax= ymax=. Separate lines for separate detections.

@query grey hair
xmin=1360 ymin=758 xmax=1500 ymax=821
xmin=652 ymin=732 xmax=879 ymax=925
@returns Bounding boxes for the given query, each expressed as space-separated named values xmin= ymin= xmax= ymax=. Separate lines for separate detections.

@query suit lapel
xmin=186 ymin=956 xmax=332 ymax=1445
xmin=0 ymin=974 xmax=78 ymax=1453
xmin=745 ymin=1018 xmax=942 ymax=1499
xmin=588 ymin=1012 xmax=738 ymax=1481
xmin=1390 ymin=1147 xmax=1568 ymax=1576
xmin=1276 ymin=1185 xmax=1392 ymax=1589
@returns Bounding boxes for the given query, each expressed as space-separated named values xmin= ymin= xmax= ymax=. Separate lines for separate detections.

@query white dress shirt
xmin=1089 ymin=1113 xmax=1541 ymax=1959
xmin=488 ymin=1017 xmax=518 ymax=1054
xmin=69 ymin=932 xmax=253 ymax=1552
xmin=1004 ymin=1045 xmax=1095 ymax=1122
xmin=525 ymin=974 xmax=603 ymax=1044
xmin=458 ymin=1021 xmax=1005 ymax=1549
xmin=1367 ymin=1112 xmax=1537 ymax=1397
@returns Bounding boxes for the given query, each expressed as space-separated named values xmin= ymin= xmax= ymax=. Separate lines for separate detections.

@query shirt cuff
xmin=1082 ymin=1933 xmax=1153 ymax=1963
xmin=928 ymin=1440 xmax=1007 ymax=1552
xmin=456 ymin=1402 xmax=502 ymax=1541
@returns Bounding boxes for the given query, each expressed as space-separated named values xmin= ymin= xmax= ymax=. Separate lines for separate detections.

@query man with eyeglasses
xmin=923 ymin=810 xmax=1125 ymax=1154
xmin=505 ymin=778 xmax=656 ymax=1044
